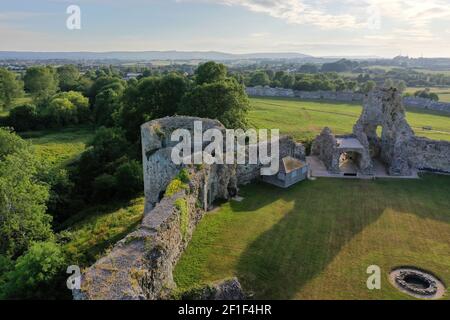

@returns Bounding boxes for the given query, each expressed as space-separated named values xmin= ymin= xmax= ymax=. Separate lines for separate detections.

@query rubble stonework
xmin=75 ymin=116 xmax=305 ymax=300
xmin=246 ymin=86 xmax=364 ymax=102
xmin=311 ymin=127 xmax=340 ymax=173
xmin=312 ymin=88 xmax=450 ymax=176
xmin=403 ymin=96 xmax=450 ymax=114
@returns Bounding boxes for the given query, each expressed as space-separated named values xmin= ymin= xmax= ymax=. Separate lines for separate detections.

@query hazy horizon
xmin=1 ymin=0 xmax=450 ymax=58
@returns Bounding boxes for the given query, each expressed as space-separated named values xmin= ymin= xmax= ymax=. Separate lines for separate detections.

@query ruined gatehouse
xmin=311 ymin=88 xmax=450 ymax=177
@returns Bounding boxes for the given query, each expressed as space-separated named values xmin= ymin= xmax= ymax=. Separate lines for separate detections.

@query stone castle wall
xmin=76 ymin=116 xmax=305 ymax=300
xmin=246 ymin=86 xmax=450 ymax=113
xmin=246 ymin=86 xmax=364 ymax=102
xmin=74 ymin=165 xmax=227 ymax=300
xmin=408 ymin=137 xmax=450 ymax=173
xmin=403 ymin=96 xmax=450 ymax=113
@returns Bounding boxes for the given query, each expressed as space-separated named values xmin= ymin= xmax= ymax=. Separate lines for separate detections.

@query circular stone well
xmin=389 ymin=267 xmax=446 ymax=299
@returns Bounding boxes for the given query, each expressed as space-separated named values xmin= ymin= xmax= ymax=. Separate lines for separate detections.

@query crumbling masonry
xmin=312 ymin=88 xmax=450 ymax=176
xmin=74 ymin=116 xmax=305 ymax=300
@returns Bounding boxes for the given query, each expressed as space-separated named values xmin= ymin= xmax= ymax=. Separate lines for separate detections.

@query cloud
xmin=178 ymin=0 xmax=450 ymax=30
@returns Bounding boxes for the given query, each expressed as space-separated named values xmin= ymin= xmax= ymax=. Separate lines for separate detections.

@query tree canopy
xmin=195 ymin=61 xmax=227 ymax=85
xmin=24 ymin=66 xmax=59 ymax=99
xmin=0 ymin=68 xmax=23 ymax=109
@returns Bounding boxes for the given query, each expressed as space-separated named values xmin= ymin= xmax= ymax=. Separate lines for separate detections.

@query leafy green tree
xmin=24 ymin=66 xmax=59 ymax=99
xmin=57 ymin=65 xmax=80 ymax=92
xmin=249 ymin=71 xmax=270 ymax=87
xmin=0 ymin=129 xmax=52 ymax=258
xmin=88 ymin=76 xmax=126 ymax=103
xmin=54 ymin=91 xmax=90 ymax=122
xmin=346 ymin=81 xmax=358 ymax=92
xmin=195 ymin=61 xmax=227 ymax=85
xmin=0 ymin=68 xmax=24 ymax=110
xmin=41 ymin=98 xmax=77 ymax=127
xmin=179 ymin=78 xmax=249 ymax=129
xmin=114 ymin=160 xmax=143 ymax=198
xmin=8 ymin=104 xmax=39 ymax=131
xmin=0 ymin=127 xmax=29 ymax=159
xmin=37 ymin=165 xmax=75 ymax=224
xmin=0 ymin=241 xmax=66 ymax=299
xmin=299 ymin=64 xmax=319 ymax=73
xmin=119 ymin=73 xmax=189 ymax=142
xmin=92 ymin=174 xmax=117 ymax=201
xmin=75 ymin=127 xmax=131 ymax=200
xmin=280 ymin=74 xmax=295 ymax=88
xmin=39 ymin=91 xmax=90 ymax=127
xmin=94 ymin=88 xmax=121 ymax=127
xmin=414 ymin=89 xmax=439 ymax=101
xmin=334 ymin=79 xmax=347 ymax=91
xmin=362 ymin=81 xmax=376 ymax=93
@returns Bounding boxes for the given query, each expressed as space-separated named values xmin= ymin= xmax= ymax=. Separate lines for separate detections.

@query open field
xmin=248 ymin=97 xmax=450 ymax=141
xmin=174 ymin=175 xmax=450 ymax=299
xmin=20 ymin=126 xmax=95 ymax=166
xmin=175 ymin=97 xmax=450 ymax=300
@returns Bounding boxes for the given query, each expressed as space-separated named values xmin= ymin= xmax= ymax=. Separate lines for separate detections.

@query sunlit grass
xmin=248 ymin=97 xmax=450 ymax=141
xmin=174 ymin=175 xmax=450 ymax=300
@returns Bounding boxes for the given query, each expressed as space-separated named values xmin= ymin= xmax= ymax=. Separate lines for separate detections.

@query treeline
xmin=243 ymin=69 xmax=379 ymax=94
xmin=235 ymin=58 xmax=450 ymax=91
xmin=0 ymin=61 xmax=249 ymax=299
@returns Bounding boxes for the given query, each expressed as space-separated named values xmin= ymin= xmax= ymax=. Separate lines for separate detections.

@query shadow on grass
xmin=234 ymin=174 xmax=450 ymax=299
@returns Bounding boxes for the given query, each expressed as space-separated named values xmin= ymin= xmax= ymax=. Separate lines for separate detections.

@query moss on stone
xmin=165 ymin=179 xmax=188 ymax=197
xmin=175 ymin=198 xmax=189 ymax=240
xmin=165 ymin=169 xmax=191 ymax=197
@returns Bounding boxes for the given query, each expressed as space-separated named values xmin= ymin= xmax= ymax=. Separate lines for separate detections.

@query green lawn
xmin=248 ymin=97 xmax=450 ymax=141
xmin=175 ymin=97 xmax=450 ymax=300
xmin=174 ymin=175 xmax=450 ymax=300
xmin=20 ymin=126 xmax=95 ymax=166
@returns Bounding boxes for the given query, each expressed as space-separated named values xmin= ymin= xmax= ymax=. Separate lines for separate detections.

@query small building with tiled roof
xmin=262 ymin=156 xmax=309 ymax=188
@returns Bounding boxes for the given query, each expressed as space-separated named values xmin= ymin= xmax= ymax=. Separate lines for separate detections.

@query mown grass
xmin=174 ymin=175 xmax=450 ymax=300
xmin=20 ymin=126 xmax=95 ymax=167
xmin=248 ymin=97 xmax=450 ymax=141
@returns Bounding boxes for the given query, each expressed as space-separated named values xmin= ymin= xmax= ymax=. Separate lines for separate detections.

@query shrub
xmin=92 ymin=174 xmax=117 ymax=201
xmin=0 ymin=133 xmax=52 ymax=258
xmin=40 ymin=97 xmax=77 ymax=127
xmin=0 ymin=241 xmax=66 ymax=299
xmin=114 ymin=160 xmax=143 ymax=198
xmin=8 ymin=104 xmax=39 ymax=131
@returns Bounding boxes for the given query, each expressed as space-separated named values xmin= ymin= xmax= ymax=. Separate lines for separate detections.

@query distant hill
xmin=0 ymin=51 xmax=312 ymax=61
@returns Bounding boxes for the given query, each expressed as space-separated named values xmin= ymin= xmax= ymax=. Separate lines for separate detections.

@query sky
xmin=0 ymin=0 xmax=450 ymax=57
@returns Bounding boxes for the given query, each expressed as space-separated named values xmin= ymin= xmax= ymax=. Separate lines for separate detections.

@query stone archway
xmin=353 ymin=88 xmax=415 ymax=176
xmin=339 ymin=150 xmax=362 ymax=176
